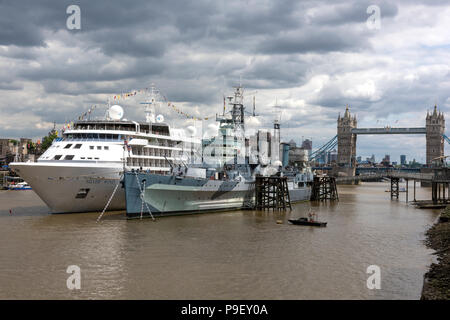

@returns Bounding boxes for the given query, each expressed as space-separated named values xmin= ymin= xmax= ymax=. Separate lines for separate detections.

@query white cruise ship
xmin=10 ymin=86 xmax=201 ymax=213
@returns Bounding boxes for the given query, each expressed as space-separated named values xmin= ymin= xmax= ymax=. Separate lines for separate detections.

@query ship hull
xmin=124 ymin=172 xmax=255 ymax=217
xmin=9 ymin=162 xmax=124 ymax=213
xmin=287 ymin=181 xmax=312 ymax=203
xmin=124 ymin=172 xmax=311 ymax=217
xmin=9 ymin=162 xmax=311 ymax=214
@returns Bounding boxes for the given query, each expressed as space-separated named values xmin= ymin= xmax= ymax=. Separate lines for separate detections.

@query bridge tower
xmin=426 ymin=105 xmax=445 ymax=165
xmin=337 ymin=106 xmax=357 ymax=167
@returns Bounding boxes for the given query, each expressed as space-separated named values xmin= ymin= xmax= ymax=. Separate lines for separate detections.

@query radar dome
xmin=186 ymin=126 xmax=197 ymax=136
xmin=273 ymin=160 xmax=283 ymax=167
xmin=108 ymin=105 xmax=124 ymax=120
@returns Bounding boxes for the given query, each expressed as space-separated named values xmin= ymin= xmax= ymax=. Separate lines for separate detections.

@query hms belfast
xmin=124 ymin=85 xmax=313 ymax=217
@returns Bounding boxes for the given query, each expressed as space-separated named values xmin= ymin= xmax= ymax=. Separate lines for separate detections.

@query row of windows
xmin=54 ymin=155 xmax=74 ymax=160
xmin=64 ymin=133 xmax=121 ymax=140
xmin=63 ymin=143 xmax=109 ymax=150
xmin=64 ymin=143 xmax=82 ymax=149
xmin=53 ymin=154 xmax=100 ymax=160
xmin=89 ymin=146 xmax=109 ymax=150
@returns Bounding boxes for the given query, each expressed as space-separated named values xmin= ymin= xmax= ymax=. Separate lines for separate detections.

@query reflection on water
xmin=0 ymin=182 xmax=439 ymax=299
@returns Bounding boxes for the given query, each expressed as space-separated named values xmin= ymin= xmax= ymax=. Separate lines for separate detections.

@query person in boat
xmin=308 ymin=211 xmax=316 ymax=222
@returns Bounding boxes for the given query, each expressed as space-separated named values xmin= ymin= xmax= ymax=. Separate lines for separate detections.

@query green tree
xmin=40 ymin=131 xmax=58 ymax=153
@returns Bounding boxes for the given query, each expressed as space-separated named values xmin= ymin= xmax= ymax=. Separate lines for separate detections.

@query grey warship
xmin=123 ymin=85 xmax=312 ymax=217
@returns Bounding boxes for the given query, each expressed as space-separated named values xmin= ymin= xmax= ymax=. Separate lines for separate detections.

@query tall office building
xmin=400 ymin=154 xmax=406 ymax=165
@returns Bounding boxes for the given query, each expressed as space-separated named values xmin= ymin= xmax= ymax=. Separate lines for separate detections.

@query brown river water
xmin=0 ymin=182 xmax=440 ymax=299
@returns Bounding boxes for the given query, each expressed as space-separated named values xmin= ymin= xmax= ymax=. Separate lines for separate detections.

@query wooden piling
xmin=311 ymin=176 xmax=339 ymax=201
xmin=255 ymin=176 xmax=292 ymax=210
xmin=391 ymin=177 xmax=399 ymax=200
xmin=406 ymin=179 xmax=409 ymax=203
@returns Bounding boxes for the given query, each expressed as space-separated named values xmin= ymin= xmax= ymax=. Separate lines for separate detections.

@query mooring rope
xmin=96 ymin=173 xmax=123 ymax=223
xmin=134 ymin=172 xmax=155 ymax=221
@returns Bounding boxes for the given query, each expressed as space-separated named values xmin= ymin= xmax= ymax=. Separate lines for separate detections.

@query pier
xmin=254 ymin=176 xmax=292 ymax=210
xmin=333 ymin=168 xmax=450 ymax=206
xmin=311 ymin=176 xmax=339 ymax=201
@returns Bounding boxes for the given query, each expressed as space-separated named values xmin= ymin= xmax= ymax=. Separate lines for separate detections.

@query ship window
xmin=81 ymin=157 xmax=85 ymax=159
xmin=54 ymin=155 xmax=62 ymax=160
xmin=88 ymin=157 xmax=92 ymax=160
xmin=90 ymin=146 xmax=94 ymax=150
xmin=75 ymin=188 xmax=90 ymax=199
xmin=99 ymin=134 xmax=106 ymax=139
xmin=64 ymin=144 xmax=72 ymax=149
xmin=64 ymin=155 xmax=75 ymax=160
xmin=94 ymin=157 xmax=99 ymax=160
xmin=97 ymin=146 xmax=101 ymax=150
xmin=74 ymin=144 xmax=82 ymax=149
xmin=104 ymin=146 xmax=109 ymax=150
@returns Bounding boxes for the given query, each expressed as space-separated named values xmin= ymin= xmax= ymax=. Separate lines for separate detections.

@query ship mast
xmin=230 ymin=85 xmax=245 ymax=133
xmin=216 ymin=84 xmax=246 ymax=133
xmin=140 ymin=84 xmax=160 ymax=124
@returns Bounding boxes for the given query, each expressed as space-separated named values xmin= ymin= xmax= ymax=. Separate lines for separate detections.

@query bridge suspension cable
xmin=309 ymin=135 xmax=338 ymax=162
xmin=442 ymin=134 xmax=450 ymax=145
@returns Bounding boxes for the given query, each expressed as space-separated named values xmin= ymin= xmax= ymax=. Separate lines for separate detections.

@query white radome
xmin=273 ymin=160 xmax=283 ymax=167
xmin=109 ymin=105 xmax=124 ymax=120
xmin=156 ymin=114 xmax=164 ymax=123
xmin=186 ymin=125 xmax=197 ymax=136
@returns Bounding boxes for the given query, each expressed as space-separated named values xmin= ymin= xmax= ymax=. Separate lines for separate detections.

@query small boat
xmin=289 ymin=210 xmax=327 ymax=227
xmin=288 ymin=218 xmax=327 ymax=227
xmin=8 ymin=182 xmax=32 ymax=190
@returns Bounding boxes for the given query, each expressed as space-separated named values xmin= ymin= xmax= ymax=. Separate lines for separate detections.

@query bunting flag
xmin=166 ymin=101 xmax=213 ymax=121
xmin=113 ymin=89 xmax=145 ymax=100
xmin=72 ymin=87 xmax=215 ymax=124
xmin=77 ymin=105 xmax=99 ymax=121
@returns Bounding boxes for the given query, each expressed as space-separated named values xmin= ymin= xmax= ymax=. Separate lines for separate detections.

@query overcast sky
xmin=1 ymin=0 xmax=450 ymax=163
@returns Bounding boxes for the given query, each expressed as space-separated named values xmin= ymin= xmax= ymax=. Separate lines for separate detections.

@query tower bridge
xmin=320 ymin=105 xmax=445 ymax=179
xmin=337 ymin=105 xmax=445 ymax=170
xmin=309 ymin=105 xmax=446 ymax=179
xmin=351 ymin=127 xmax=427 ymax=135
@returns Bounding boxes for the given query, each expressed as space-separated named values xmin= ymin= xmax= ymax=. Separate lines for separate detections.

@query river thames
xmin=0 ymin=181 xmax=439 ymax=299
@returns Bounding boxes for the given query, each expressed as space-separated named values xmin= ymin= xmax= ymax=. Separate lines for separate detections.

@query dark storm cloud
xmin=0 ymin=0 xmax=385 ymax=99
xmin=86 ymin=28 xmax=168 ymax=58
xmin=0 ymin=0 xmax=67 ymax=47
xmin=40 ymin=80 xmax=126 ymax=96
xmin=207 ymin=0 xmax=303 ymax=39
xmin=256 ymin=27 xmax=370 ymax=54
xmin=19 ymin=56 xmax=166 ymax=82
xmin=0 ymin=82 xmax=23 ymax=90
xmin=242 ymin=56 xmax=310 ymax=88
xmin=0 ymin=0 xmax=377 ymax=56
